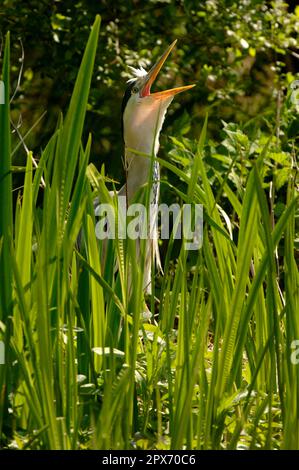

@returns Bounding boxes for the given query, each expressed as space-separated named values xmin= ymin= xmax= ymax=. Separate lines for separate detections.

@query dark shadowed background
xmin=0 ymin=0 xmax=298 ymax=191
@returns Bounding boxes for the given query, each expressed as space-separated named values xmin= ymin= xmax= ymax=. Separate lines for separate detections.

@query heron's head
xmin=122 ymin=40 xmax=195 ymax=153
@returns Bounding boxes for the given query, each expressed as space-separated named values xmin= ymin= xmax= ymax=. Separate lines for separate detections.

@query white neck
xmin=123 ymin=95 xmax=173 ymax=203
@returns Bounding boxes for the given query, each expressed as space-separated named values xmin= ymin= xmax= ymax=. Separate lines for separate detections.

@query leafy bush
xmin=0 ymin=6 xmax=298 ymax=451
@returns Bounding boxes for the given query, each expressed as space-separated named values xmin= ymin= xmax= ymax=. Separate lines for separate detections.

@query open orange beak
xmin=140 ymin=40 xmax=195 ymax=99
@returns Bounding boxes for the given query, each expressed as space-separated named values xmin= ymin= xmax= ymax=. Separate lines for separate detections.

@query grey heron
xmin=97 ymin=40 xmax=194 ymax=295
xmin=120 ymin=40 xmax=194 ymax=293
xmin=121 ymin=40 xmax=194 ymax=204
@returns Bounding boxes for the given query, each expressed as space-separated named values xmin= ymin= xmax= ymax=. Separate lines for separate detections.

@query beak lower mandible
xmin=141 ymin=40 xmax=195 ymax=98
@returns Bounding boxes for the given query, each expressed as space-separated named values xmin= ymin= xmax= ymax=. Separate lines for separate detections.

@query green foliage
xmin=1 ymin=0 xmax=299 ymax=182
xmin=0 ymin=13 xmax=299 ymax=450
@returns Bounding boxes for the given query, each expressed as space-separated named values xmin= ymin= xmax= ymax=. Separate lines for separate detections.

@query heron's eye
xmin=131 ymin=86 xmax=139 ymax=94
